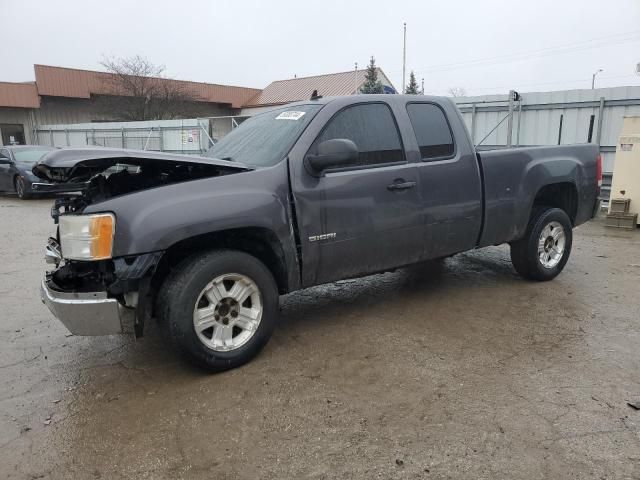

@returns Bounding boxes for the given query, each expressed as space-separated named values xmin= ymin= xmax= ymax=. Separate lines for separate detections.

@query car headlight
xmin=59 ymin=213 xmax=115 ymax=260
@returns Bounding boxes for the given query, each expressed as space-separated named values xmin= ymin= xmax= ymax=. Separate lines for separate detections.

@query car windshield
xmin=204 ymin=104 xmax=322 ymax=167
xmin=13 ymin=149 xmax=53 ymax=165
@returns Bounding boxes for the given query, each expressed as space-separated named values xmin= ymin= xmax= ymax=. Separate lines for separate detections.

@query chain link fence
xmin=33 ymin=116 xmax=250 ymax=155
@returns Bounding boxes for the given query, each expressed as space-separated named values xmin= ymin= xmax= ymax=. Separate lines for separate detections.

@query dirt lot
xmin=0 ymin=195 xmax=639 ymax=480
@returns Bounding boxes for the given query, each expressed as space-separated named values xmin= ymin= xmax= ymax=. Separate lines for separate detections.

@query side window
xmin=406 ymin=103 xmax=455 ymax=160
xmin=0 ymin=149 xmax=10 ymax=160
xmin=315 ymin=103 xmax=404 ymax=168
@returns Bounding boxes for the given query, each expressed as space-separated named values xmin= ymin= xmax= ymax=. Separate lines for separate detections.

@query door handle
xmin=387 ymin=181 xmax=416 ymax=191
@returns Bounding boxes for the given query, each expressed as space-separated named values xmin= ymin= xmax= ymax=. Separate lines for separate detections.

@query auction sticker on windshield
xmin=276 ymin=111 xmax=306 ymax=120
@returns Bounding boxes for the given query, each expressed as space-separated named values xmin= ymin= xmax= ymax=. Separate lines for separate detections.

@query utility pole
xmin=402 ymin=22 xmax=406 ymax=94
xmin=592 ymin=69 xmax=603 ymax=89
xmin=354 ymin=62 xmax=358 ymax=95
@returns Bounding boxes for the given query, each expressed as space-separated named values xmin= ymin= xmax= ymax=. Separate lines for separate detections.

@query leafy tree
xmin=359 ymin=56 xmax=384 ymax=94
xmin=405 ymin=71 xmax=419 ymax=94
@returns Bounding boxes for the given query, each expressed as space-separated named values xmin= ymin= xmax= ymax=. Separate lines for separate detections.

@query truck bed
xmin=477 ymin=143 xmax=600 ymax=247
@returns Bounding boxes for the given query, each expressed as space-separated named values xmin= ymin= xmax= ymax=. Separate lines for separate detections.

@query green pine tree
xmin=359 ymin=56 xmax=384 ymax=94
xmin=405 ymin=71 xmax=419 ymax=94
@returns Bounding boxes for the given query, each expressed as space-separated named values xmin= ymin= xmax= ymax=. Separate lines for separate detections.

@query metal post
xmin=421 ymin=78 xmax=424 ymax=95
xmin=49 ymin=128 xmax=54 ymax=147
xmin=65 ymin=129 xmax=70 ymax=147
xmin=402 ymin=22 xmax=406 ymax=94
xmin=516 ymin=98 xmax=522 ymax=146
xmin=592 ymin=69 xmax=603 ymax=89
xmin=506 ymin=90 xmax=515 ymax=147
xmin=470 ymin=104 xmax=477 ymax=144
xmin=121 ymin=127 xmax=126 ymax=149
xmin=557 ymin=114 xmax=564 ymax=145
xmin=354 ymin=62 xmax=358 ymax=95
xmin=159 ymin=127 xmax=164 ymax=152
xmin=595 ymin=96 xmax=605 ymax=146
xmin=30 ymin=110 xmax=38 ymax=145
xmin=199 ymin=123 xmax=215 ymax=147
xmin=143 ymin=127 xmax=154 ymax=151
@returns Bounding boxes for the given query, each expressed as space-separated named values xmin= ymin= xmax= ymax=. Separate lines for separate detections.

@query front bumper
xmin=40 ymin=274 xmax=134 ymax=335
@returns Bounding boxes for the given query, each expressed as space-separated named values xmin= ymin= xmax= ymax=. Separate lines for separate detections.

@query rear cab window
xmin=406 ymin=103 xmax=455 ymax=161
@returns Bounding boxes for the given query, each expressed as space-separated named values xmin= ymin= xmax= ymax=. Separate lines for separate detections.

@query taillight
xmin=596 ymin=154 xmax=602 ymax=188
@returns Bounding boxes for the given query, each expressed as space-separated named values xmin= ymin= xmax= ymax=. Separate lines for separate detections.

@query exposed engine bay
xmin=31 ymin=149 xmax=251 ymax=220
xmin=49 ymin=162 xmax=236 ymax=220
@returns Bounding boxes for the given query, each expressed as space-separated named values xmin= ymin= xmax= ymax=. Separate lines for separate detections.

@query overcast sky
xmin=2 ymin=0 xmax=639 ymax=96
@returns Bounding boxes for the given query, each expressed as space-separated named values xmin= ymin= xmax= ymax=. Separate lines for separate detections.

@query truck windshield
xmin=204 ymin=104 xmax=322 ymax=167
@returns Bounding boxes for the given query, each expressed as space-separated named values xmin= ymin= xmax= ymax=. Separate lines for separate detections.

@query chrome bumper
xmin=40 ymin=275 xmax=134 ymax=336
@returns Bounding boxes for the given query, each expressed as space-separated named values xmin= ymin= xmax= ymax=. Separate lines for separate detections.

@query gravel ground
xmin=0 ymin=195 xmax=639 ymax=480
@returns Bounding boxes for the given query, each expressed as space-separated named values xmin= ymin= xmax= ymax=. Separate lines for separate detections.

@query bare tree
xmin=448 ymin=87 xmax=468 ymax=97
xmin=98 ymin=55 xmax=203 ymax=121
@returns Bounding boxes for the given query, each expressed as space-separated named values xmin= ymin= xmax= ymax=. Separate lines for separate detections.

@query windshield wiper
xmin=219 ymin=156 xmax=234 ymax=162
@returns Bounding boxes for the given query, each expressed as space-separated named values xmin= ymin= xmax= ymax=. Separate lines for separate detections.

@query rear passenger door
xmin=292 ymin=102 xmax=424 ymax=286
xmin=405 ymin=102 xmax=483 ymax=258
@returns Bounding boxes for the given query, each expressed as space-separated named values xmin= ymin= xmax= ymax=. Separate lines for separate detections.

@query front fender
xmin=84 ymin=163 xmax=295 ymax=259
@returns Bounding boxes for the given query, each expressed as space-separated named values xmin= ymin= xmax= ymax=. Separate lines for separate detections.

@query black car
xmin=0 ymin=145 xmax=56 ymax=199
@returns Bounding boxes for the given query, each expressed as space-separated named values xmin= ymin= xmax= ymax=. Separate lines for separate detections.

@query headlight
xmin=59 ymin=213 xmax=115 ymax=260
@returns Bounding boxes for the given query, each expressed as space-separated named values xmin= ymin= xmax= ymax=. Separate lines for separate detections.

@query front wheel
xmin=510 ymin=207 xmax=573 ymax=281
xmin=157 ymin=249 xmax=279 ymax=372
xmin=14 ymin=176 xmax=30 ymax=199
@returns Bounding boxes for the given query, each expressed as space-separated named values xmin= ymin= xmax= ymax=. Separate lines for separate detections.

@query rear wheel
xmin=510 ymin=207 xmax=572 ymax=281
xmin=14 ymin=176 xmax=30 ymax=199
xmin=157 ymin=249 xmax=279 ymax=372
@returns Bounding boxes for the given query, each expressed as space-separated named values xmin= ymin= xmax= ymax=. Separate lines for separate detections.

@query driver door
xmin=292 ymin=102 xmax=424 ymax=286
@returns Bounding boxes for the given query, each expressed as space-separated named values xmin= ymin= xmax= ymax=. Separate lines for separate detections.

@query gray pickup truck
xmin=36 ymin=94 xmax=601 ymax=371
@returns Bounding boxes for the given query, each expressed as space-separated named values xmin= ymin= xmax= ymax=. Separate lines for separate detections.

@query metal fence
xmin=32 ymin=117 xmax=245 ymax=155
xmin=208 ymin=116 xmax=249 ymax=142
xmin=34 ymin=116 xmax=253 ymax=154
xmin=453 ymin=86 xmax=640 ymax=203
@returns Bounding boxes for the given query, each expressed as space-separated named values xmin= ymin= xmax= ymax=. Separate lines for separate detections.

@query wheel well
xmin=532 ymin=183 xmax=578 ymax=224
xmin=154 ymin=227 xmax=290 ymax=295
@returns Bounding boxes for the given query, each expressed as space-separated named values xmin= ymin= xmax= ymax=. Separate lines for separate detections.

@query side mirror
xmin=305 ymin=139 xmax=358 ymax=175
xmin=0 ymin=157 xmax=12 ymax=165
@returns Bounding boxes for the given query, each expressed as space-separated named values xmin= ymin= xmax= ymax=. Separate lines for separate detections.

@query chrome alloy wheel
xmin=537 ymin=221 xmax=566 ymax=269
xmin=15 ymin=177 xmax=25 ymax=198
xmin=192 ymin=273 xmax=263 ymax=351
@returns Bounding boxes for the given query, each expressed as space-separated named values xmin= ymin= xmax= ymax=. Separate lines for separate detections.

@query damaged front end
xmin=37 ymin=148 xmax=249 ymax=337
xmin=32 ymin=147 xmax=251 ymax=220
xmin=41 ymin=250 xmax=163 ymax=336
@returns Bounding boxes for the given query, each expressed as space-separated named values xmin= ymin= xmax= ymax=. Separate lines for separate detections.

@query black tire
xmin=14 ymin=176 xmax=30 ymax=199
xmin=157 ymin=249 xmax=279 ymax=372
xmin=510 ymin=207 xmax=573 ymax=281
